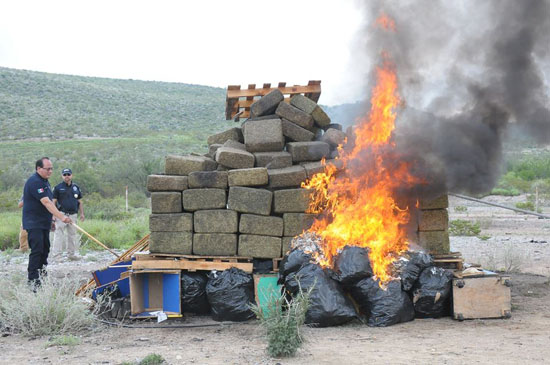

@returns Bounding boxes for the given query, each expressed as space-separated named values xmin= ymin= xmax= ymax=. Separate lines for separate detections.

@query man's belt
xmin=61 ymin=211 xmax=77 ymax=215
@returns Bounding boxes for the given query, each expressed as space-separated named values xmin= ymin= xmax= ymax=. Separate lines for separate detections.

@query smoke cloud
xmin=353 ymin=0 xmax=550 ymax=196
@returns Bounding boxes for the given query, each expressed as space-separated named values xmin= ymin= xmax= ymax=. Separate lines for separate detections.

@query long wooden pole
xmin=73 ymin=223 xmax=120 ymax=258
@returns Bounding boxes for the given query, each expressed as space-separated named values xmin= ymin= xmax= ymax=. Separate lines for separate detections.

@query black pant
xmin=27 ymin=229 xmax=50 ymax=282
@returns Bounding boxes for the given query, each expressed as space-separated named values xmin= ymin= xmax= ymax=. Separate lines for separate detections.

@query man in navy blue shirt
xmin=52 ymin=168 xmax=84 ymax=261
xmin=23 ymin=157 xmax=72 ymax=286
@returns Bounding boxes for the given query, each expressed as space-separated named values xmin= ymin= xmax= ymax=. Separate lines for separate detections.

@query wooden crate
xmin=452 ymin=272 xmax=512 ymax=320
xmin=129 ymin=269 xmax=182 ymax=319
xmin=225 ymin=81 xmax=321 ymax=121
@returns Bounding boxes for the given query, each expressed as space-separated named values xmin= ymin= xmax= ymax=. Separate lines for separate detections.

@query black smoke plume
xmin=352 ymin=0 xmax=550 ymax=196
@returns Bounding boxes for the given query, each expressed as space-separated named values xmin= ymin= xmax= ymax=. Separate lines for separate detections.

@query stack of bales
xmin=146 ymin=90 xmax=346 ymax=259
xmin=417 ymin=195 xmax=450 ymax=254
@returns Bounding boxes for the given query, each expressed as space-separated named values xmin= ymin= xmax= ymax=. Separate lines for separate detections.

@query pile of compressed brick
xmin=146 ymin=90 xmax=346 ymax=259
xmin=416 ymin=194 xmax=450 ymax=254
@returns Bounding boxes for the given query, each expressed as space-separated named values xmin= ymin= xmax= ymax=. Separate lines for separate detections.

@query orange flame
xmin=375 ymin=13 xmax=396 ymax=32
xmin=302 ymin=57 xmax=416 ymax=283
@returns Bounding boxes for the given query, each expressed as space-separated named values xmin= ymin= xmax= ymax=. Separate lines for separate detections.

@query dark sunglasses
xmin=63 ymin=173 xmax=72 ymax=176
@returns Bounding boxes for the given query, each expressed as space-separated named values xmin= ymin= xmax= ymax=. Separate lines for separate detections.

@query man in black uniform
xmin=23 ymin=157 xmax=72 ymax=286
xmin=52 ymin=168 xmax=84 ymax=260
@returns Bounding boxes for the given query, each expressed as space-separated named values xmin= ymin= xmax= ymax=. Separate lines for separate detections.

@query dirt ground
xmin=1 ymin=194 xmax=550 ymax=365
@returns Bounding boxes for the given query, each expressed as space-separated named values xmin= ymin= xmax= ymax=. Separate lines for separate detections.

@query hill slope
xmin=0 ymin=67 xmax=360 ymax=196
xmin=0 ymin=67 xmax=227 ymax=140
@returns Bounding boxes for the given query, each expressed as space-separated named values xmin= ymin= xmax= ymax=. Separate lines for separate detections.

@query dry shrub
xmin=479 ymin=242 xmax=529 ymax=273
xmin=0 ymin=273 xmax=101 ymax=336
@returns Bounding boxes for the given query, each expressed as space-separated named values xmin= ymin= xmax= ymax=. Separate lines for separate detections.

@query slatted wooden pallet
xmin=433 ymin=252 xmax=463 ymax=270
xmin=131 ymin=254 xmax=254 ymax=273
xmin=225 ymin=80 xmax=321 ymax=121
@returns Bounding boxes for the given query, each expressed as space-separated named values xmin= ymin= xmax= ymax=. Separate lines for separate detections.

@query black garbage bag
xmin=412 ymin=266 xmax=454 ymax=318
xmin=206 ymin=268 xmax=255 ymax=322
xmin=181 ymin=272 xmax=210 ymax=314
xmin=284 ymin=263 xmax=357 ymax=327
xmin=400 ymin=251 xmax=434 ymax=292
xmin=253 ymin=259 xmax=273 ymax=274
xmin=351 ymin=277 xmax=415 ymax=327
xmin=278 ymin=248 xmax=313 ymax=283
xmin=333 ymin=246 xmax=373 ymax=286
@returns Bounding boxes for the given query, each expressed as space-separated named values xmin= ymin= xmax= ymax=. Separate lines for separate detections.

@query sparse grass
xmin=251 ymin=284 xmax=311 ymax=358
xmin=449 ymin=219 xmax=481 ymax=236
xmin=0 ymin=273 xmax=100 ymax=337
xmin=45 ymin=334 xmax=81 ymax=347
xmin=478 ymin=235 xmax=491 ymax=241
xmin=478 ymin=242 xmax=528 ymax=273
xmin=501 ymin=243 xmax=528 ymax=273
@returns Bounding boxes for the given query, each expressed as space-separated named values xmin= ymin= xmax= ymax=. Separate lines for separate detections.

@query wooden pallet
xmin=433 ymin=252 xmax=463 ymax=270
xmin=225 ymin=81 xmax=321 ymax=121
xmin=131 ymin=254 xmax=253 ymax=273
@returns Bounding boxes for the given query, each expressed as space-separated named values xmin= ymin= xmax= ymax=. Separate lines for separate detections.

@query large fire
xmin=302 ymin=40 xmax=417 ymax=282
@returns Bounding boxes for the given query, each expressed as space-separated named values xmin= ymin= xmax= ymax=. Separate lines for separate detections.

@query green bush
xmin=494 ymin=171 xmax=532 ymax=194
xmin=490 ymin=187 xmax=521 ymax=196
xmin=45 ymin=334 xmax=81 ymax=347
xmin=449 ymin=219 xmax=481 ymax=236
xmin=515 ymin=201 xmax=536 ymax=211
xmin=139 ymin=354 xmax=166 ymax=365
xmin=507 ymin=155 xmax=550 ymax=181
xmin=251 ymin=284 xmax=311 ymax=358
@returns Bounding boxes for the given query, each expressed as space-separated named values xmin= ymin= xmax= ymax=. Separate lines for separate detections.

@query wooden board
xmin=132 ymin=259 xmax=253 ymax=273
xmin=452 ymin=275 xmax=512 ymax=320
xmin=225 ymin=80 xmax=321 ymax=120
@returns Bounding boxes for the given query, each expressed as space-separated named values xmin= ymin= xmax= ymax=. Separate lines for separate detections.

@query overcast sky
xmin=0 ymin=0 xmax=366 ymax=106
